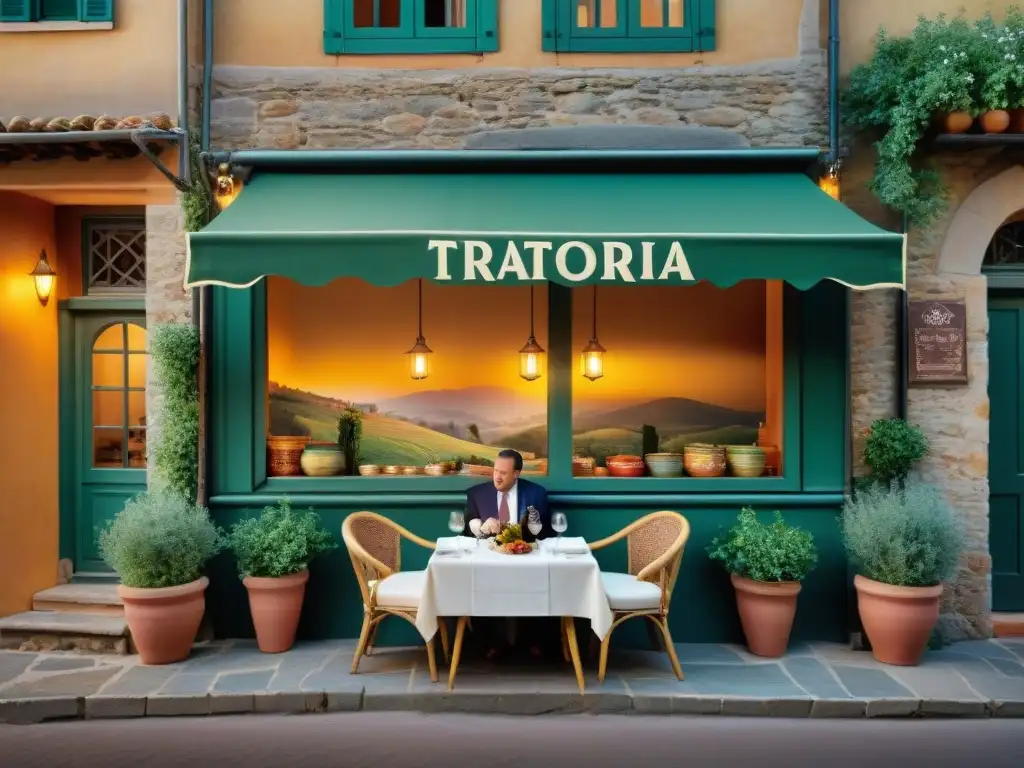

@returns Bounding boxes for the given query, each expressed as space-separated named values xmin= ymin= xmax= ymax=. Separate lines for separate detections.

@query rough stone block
xmin=325 ymin=689 xmax=364 ymax=712
xmin=919 ymin=699 xmax=989 ymax=717
xmin=721 ymin=697 xmax=813 ymax=717
xmin=146 ymin=695 xmax=210 ymax=717
xmin=809 ymin=699 xmax=867 ymax=718
xmin=209 ymin=694 xmax=256 ymax=715
xmin=672 ymin=696 xmax=724 ymax=715
xmin=253 ymin=691 xmax=326 ymax=714
xmin=0 ymin=696 xmax=80 ymax=724
xmin=989 ymin=699 xmax=1024 ymax=717
xmin=865 ymin=698 xmax=921 ymax=718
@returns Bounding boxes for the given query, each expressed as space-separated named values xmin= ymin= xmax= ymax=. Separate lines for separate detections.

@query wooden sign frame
xmin=908 ymin=299 xmax=968 ymax=386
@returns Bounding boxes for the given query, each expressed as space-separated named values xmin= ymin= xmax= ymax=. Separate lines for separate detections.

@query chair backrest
xmin=627 ymin=511 xmax=690 ymax=598
xmin=342 ymin=512 xmax=402 ymax=606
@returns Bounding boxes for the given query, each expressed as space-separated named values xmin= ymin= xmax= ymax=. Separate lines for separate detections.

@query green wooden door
xmin=72 ymin=313 xmax=148 ymax=574
xmin=989 ymin=296 xmax=1024 ymax=610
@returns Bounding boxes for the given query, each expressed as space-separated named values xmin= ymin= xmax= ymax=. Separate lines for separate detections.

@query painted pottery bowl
xmin=593 ymin=466 xmax=609 ymax=477
xmin=728 ymin=448 xmax=766 ymax=478
xmin=424 ymin=463 xmax=447 ymax=476
xmin=607 ymin=456 xmax=646 ymax=477
xmin=358 ymin=464 xmax=380 ymax=476
xmin=683 ymin=446 xmax=726 ymax=477
xmin=382 ymin=465 xmax=401 ymax=475
xmin=402 ymin=465 xmax=423 ymax=475
xmin=300 ymin=445 xmax=345 ymax=477
xmin=644 ymin=452 xmax=684 ymax=478
xmin=572 ymin=456 xmax=595 ymax=476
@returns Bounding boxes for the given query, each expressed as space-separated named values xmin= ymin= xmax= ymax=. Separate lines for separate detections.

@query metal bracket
xmin=131 ymin=127 xmax=190 ymax=193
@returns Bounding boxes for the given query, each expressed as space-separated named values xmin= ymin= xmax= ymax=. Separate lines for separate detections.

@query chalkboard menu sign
xmin=908 ymin=300 xmax=968 ymax=385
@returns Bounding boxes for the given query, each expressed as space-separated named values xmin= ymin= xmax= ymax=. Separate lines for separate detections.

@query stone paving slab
xmin=0 ymin=638 xmax=1022 ymax=724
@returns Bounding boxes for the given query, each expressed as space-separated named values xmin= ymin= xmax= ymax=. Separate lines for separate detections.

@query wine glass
xmin=527 ymin=508 xmax=543 ymax=539
xmin=551 ymin=512 xmax=568 ymax=550
xmin=448 ymin=511 xmax=465 ymax=552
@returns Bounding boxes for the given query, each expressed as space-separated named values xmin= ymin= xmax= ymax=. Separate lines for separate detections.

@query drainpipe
xmin=177 ymin=0 xmax=189 ymax=181
xmin=828 ymin=0 xmax=840 ymax=165
xmin=194 ymin=0 xmax=215 ymax=506
xmin=896 ymin=212 xmax=909 ymax=420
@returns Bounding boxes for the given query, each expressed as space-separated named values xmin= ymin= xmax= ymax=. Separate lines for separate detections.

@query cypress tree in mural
xmin=642 ymin=424 xmax=659 ymax=457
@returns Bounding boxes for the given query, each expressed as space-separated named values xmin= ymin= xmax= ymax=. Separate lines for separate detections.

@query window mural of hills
xmin=269 ymin=382 xmax=761 ymax=469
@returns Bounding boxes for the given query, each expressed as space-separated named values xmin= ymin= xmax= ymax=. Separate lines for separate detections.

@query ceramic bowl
xmin=607 ymin=456 xmax=646 ymax=477
xmin=727 ymin=448 xmax=766 ymax=478
xmin=300 ymin=446 xmax=345 ymax=477
xmin=358 ymin=464 xmax=380 ymax=476
xmin=572 ymin=456 xmax=595 ymax=476
xmin=683 ymin=447 xmax=726 ymax=477
xmin=382 ymin=465 xmax=401 ymax=475
xmin=402 ymin=465 xmax=423 ymax=475
xmin=424 ymin=463 xmax=447 ymax=476
xmin=644 ymin=452 xmax=684 ymax=478
xmin=593 ymin=467 xmax=609 ymax=477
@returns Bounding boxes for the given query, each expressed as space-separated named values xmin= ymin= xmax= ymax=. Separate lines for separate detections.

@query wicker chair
xmin=587 ymin=511 xmax=690 ymax=683
xmin=341 ymin=511 xmax=449 ymax=683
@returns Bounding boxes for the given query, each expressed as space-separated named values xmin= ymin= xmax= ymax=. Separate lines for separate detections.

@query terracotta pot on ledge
xmin=937 ymin=111 xmax=974 ymax=134
xmin=244 ymin=568 xmax=310 ymax=653
xmin=979 ymin=109 xmax=1011 ymax=134
xmin=730 ymin=574 xmax=801 ymax=658
xmin=117 ymin=577 xmax=209 ymax=665
xmin=854 ymin=574 xmax=943 ymax=666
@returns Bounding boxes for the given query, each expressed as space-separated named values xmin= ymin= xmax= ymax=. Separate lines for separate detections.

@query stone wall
xmin=845 ymin=149 xmax=1020 ymax=641
xmin=210 ymin=57 xmax=827 ymax=151
xmin=145 ymin=201 xmax=191 ymax=479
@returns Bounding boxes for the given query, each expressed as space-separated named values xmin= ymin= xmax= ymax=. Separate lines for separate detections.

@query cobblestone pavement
xmin=3 ymin=713 xmax=1024 ymax=768
xmin=1 ymin=638 xmax=1023 ymax=724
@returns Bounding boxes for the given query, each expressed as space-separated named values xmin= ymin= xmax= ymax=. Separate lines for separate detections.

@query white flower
xmin=940 ymin=45 xmax=948 ymax=51
xmin=965 ymin=73 xmax=975 ymax=83
xmin=944 ymin=58 xmax=950 ymax=65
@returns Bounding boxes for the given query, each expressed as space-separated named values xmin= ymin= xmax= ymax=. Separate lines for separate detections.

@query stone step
xmin=32 ymin=583 xmax=123 ymax=617
xmin=0 ymin=611 xmax=130 ymax=654
xmin=994 ymin=612 xmax=1024 ymax=638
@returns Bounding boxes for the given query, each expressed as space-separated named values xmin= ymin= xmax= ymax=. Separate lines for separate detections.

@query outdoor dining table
xmin=414 ymin=536 xmax=615 ymax=693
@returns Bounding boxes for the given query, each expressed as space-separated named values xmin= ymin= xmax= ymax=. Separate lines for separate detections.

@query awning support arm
xmin=131 ymin=128 xmax=190 ymax=193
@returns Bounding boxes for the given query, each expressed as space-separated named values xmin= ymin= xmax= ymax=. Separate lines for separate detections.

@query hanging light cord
xmin=591 ymin=284 xmax=598 ymax=340
xmin=529 ymin=284 xmax=535 ymax=338
xmin=417 ymin=278 xmax=423 ymax=339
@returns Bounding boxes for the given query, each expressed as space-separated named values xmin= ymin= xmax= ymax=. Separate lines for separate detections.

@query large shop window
xmin=571 ymin=281 xmax=783 ymax=479
xmin=542 ymin=0 xmax=716 ymax=53
xmin=266 ymin=278 xmax=549 ymax=478
xmin=323 ymin=0 xmax=499 ymax=54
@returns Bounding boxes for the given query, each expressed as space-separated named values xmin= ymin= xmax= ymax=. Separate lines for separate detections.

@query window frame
xmin=81 ymin=215 xmax=147 ymax=297
xmin=323 ymin=0 xmax=499 ymax=55
xmin=207 ymin=278 xmax=858 ymax=499
xmin=541 ymin=0 xmax=716 ymax=54
xmin=0 ymin=0 xmax=113 ymax=24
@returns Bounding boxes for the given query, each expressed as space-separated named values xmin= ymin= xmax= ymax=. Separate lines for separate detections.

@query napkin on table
xmin=434 ymin=537 xmax=461 ymax=554
xmin=553 ymin=537 xmax=590 ymax=555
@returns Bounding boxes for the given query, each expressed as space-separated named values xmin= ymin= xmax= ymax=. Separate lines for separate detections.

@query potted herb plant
xmin=228 ymin=498 xmax=336 ymax=653
xmin=842 ymin=481 xmax=964 ymax=666
xmin=99 ymin=489 xmax=223 ymax=665
xmin=976 ymin=10 xmax=1024 ymax=133
xmin=862 ymin=417 xmax=929 ymax=488
xmin=707 ymin=508 xmax=818 ymax=658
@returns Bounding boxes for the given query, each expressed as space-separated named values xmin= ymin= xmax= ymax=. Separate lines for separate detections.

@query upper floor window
xmin=324 ymin=0 xmax=498 ymax=54
xmin=542 ymin=0 xmax=716 ymax=53
xmin=0 ymin=0 xmax=113 ymax=24
xmin=984 ymin=221 xmax=1024 ymax=271
xmin=84 ymin=217 xmax=146 ymax=295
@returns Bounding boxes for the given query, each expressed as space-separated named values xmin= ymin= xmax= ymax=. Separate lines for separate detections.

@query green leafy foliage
xmin=706 ymin=508 xmax=818 ymax=583
xmin=182 ymin=131 xmax=214 ymax=234
xmin=842 ymin=10 xmax=1024 ymax=225
xmin=842 ymin=481 xmax=964 ymax=587
xmin=337 ymin=405 xmax=363 ymax=475
xmin=228 ymin=498 xmax=336 ymax=579
xmin=98 ymin=489 xmax=223 ymax=589
xmin=862 ymin=418 xmax=929 ymax=486
xmin=151 ymin=323 xmax=201 ymax=502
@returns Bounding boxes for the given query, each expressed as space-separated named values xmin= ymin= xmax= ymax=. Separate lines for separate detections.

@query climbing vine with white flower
xmin=843 ymin=9 xmax=1024 ymax=227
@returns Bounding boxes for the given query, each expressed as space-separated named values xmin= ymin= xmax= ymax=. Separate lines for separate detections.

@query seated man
xmin=464 ymin=449 xmax=556 ymax=660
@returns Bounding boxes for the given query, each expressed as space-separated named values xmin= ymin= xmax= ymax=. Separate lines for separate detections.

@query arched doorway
xmin=985 ymin=218 xmax=1024 ymax=613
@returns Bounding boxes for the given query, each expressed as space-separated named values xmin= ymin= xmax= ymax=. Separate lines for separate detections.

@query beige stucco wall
xmin=0 ymin=194 xmax=58 ymax=618
xmin=216 ymin=0 xmax=807 ymax=69
xmin=0 ymin=0 xmax=179 ymax=119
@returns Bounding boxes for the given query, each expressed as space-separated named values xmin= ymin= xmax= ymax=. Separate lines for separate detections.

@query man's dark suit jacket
xmin=464 ymin=477 xmax=551 ymax=542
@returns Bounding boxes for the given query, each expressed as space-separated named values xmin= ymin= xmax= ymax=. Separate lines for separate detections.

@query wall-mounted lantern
xmin=29 ymin=250 xmax=56 ymax=307
xmin=215 ymin=163 xmax=241 ymax=209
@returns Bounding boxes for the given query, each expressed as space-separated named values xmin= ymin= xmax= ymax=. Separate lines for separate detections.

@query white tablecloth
xmin=413 ymin=537 xmax=614 ymax=642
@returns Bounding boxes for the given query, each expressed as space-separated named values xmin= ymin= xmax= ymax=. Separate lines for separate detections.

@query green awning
xmin=185 ymin=171 xmax=905 ymax=291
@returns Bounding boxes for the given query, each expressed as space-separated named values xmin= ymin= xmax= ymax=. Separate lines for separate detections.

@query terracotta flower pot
xmin=117 ymin=577 xmax=208 ymax=665
xmin=938 ymin=111 xmax=974 ymax=134
xmin=730 ymin=574 xmax=801 ymax=658
xmin=243 ymin=568 xmax=309 ymax=653
xmin=979 ymin=109 xmax=1011 ymax=134
xmin=1008 ymin=108 xmax=1024 ymax=133
xmin=854 ymin=574 xmax=943 ymax=666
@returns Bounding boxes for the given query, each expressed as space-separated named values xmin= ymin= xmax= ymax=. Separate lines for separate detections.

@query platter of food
xmin=485 ymin=522 xmax=537 ymax=555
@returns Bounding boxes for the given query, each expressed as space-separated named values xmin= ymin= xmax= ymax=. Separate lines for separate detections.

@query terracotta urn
xmin=730 ymin=574 xmax=801 ymax=658
xmin=117 ymin=577 xmax=209 ymax=665
xmin=243 ymin=568 xmax=309 ymax=653
xmin=938 ymin=111 xmax=973 ymax=134
xmin=979 ymin=109 xmax=1011 ymax=134
xmin=854 ymin=574 xmax=943 ymax=666
xmin=1008 ymin=108 xmax=1024 ymax=133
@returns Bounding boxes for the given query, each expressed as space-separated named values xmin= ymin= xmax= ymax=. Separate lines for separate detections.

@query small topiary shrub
xmin=707 ymin=507 xmax=818 ymax=583
xmin=862 ymin=418 xmax=929 ymax=486
xmin=98 ymin=489 xmax=223 ymax=589
xmin=842 ymin=481 xmax=964 ymax=587
xmin=228 ymin=498 xmax=336 ymax=579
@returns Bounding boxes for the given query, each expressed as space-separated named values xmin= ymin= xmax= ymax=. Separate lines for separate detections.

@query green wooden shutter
xmin=475 ymin=0 xmax=499 ymax=52
xmin=78 ymin=0 xmax=112 ymax=22
xmin=0 ymin=0 xmax=34 ymax=21
xmin=40 ymin=0 xmax=77 ymax=20
xmin=696 ymin=0 xmax=716 ymax=50
xmin=323 ymin=0 xmax=345 ymax=54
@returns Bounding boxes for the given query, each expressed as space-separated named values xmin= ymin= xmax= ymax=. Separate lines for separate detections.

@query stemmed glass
xmin=527 ymin=508 xmax=543 ymax=540
xmin=551 ymin=512 xmax=568 ymax=552
xmin=448 ymin=511 xmax=465 ymax=554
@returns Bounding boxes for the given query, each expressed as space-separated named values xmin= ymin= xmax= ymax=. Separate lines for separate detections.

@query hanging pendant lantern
xmin=580 ymin=284 xmax=606 ymax=381
xmin=406 ymin=279 xmax=432 ymax=380
xmin=519 ymin=284 xmax=545 ymax=381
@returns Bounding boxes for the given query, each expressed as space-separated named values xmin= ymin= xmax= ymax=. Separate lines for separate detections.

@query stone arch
xmin=938 ymin=165 xmax=1024 ymax=276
